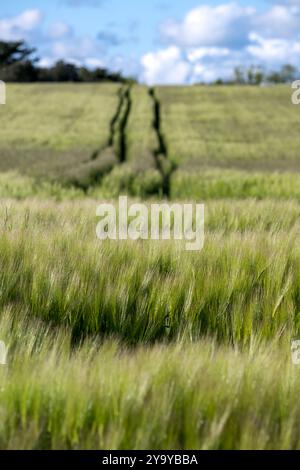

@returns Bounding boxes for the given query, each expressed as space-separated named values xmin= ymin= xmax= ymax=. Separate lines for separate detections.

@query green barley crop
xmin=0 ymin=84 xmax=299 ymax=449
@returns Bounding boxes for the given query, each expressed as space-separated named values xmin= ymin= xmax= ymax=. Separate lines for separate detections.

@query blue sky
xmin=0 ymin=1 xmax=299 ymax=83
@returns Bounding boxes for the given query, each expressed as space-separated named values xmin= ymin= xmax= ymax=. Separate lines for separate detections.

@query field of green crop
xmin=0 ymin=83 xmax=299 ymax=449
xmin=156 ymin=85 xmax=300 ymax=200
xmin=0 ymin=83 xmax=120 ymax=186
xmin=157 ymin=85 xmax=300 ymax=169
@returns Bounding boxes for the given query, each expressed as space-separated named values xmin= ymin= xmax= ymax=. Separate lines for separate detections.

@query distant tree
xmin=0 ymin=40 xmax=38 ymax=82
xmin=0 ymin=40 xmax=37 ymax=66
xmin=267 ymin=71 xmax=282 ymax=84
xmin=280 ymin=64 xmax=297 ymax=83
xmin=48 ymin=61 xmax=79 ymax=82
xmin=247 ymin=66 xmax=264 ymax=85
xmin=77 ymin=66 xmax=94 ymax=82
xmin=0 ymin=39 xmax=127 ymax=83
xmin=1 ymin=60 xmax=38 ymax=82
xmin=107 ymin=71 xmax=125 ymax=83
xmin=93 ymin=67 xmax=112 ymax=81
xmin=233 ymin=67 xmax=245 ymax=84
xmin=267 ymin=64 xmax=298 ymax=84
xmin=253 ymin=68 xmax=264 ymax=86
xmin=231 ymin=65 xmax=265 ymax=85
xmin=37 ymin=66 xmax=53 ymax=82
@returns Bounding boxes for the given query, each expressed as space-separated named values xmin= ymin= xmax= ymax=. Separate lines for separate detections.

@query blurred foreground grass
xmin=0 ymin=308 xmax=299 ymax=450
xmin=0 ymin=84 xmax=299 ymax=449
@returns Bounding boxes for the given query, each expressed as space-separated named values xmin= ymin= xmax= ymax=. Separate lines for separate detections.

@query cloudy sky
xmin=0 ymin=0 xmax=299 ymax=84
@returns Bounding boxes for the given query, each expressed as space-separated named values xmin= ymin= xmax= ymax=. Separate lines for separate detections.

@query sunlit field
xmin=157 ymin=85 xmax=300 ymax=170
xmin=157 ymin=85 xmax=300 ymax=199
xmin=0 ymin=84 xmax=120 ymax=185
xmin=0 ymin=83 xmax=299 ymax=449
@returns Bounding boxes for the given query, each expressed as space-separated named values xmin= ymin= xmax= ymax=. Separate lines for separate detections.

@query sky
xmin=0 ymin=0 xmax=299 ymax=84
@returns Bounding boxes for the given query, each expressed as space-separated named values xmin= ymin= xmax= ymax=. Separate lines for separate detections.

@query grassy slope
xmin=0 ymin=84 xmax=300 ymax=449
xmin=97 ymin=85 xmax=165 ymax=198
xmin=0 ymin=199 xmax=299 ymax=345
xmin=0 ymin=83 xmax=120 ymax=181
xmin=156 ymin=85 xmax=300 ymax=199
xmin=1 ymin=309 xmax=299 ymax=450
xmin=0 ymin=197 xmax=298 ymax=449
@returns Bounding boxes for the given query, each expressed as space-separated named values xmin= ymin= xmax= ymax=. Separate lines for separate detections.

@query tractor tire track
xmin=65 ymin=84 xmax=132 ymax=191
xmin=108 ymin=87 xmax=126 ymax=148
xmin=118 ymin=87 xmax=132 ymax=163
xmin=149 ymin=87 xmax=176 ymax=198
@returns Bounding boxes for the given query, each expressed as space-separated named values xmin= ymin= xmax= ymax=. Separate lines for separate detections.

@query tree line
xmin=0 ymin=39 xmax=298 ymax=85
xmin=0 ymin=40 xmax=128 ymax=83
xmin=215 ymin=64 xmax=298 ymax=85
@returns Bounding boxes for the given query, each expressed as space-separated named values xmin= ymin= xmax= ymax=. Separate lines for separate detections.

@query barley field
xmin=0 ymin=83 xmax=300 ymax=449
xmin=156 ymin=85 xmax=300 ymax=200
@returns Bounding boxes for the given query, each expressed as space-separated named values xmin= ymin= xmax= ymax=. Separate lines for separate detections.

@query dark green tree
xmin=0 ymin=40 xmax=127 ymax=83
xmin=0 ymin=40 xmax=37 ymax=66
xmin=268 ymin=64 xmax=298 ymax=84
xmin=280 ymin=64 xmax=297 ymax=83
xmin=0 ymin=40 xmax=38 ymax=82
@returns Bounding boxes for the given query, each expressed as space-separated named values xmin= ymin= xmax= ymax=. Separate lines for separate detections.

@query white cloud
xmin=12 ymin=10 xmax=43 ymax=32
xmin=141 ymin=46 xmax=191 ymax=85
xmin=160 ymin=3 xmax=255 ymax=48
xmin=190 ymin=63 xmax=228 ymax=83
xmin=51 ymin=36 xmax=103 ymax=61
xmin=187 ymin=47 xmax=230 ymax=62
xmin=247 ymin=33 xmax=300 ymax=64
xmin=42 ymin=36 xmax=113 ymax=70
xmin=160 ymin=2 xmax=300 ymax=49
xmin=142 ymin=3 xmax=257 ymax=84
xmin=47 ymin=22 xmax=73 ymax=40
xmin=85 ymin=57 xmax=105 ymax=68
xmin=38 ymin=55 xmax=106 ymax=69
xmin=256 ymin=5 xmax=300 ymax=39
xmin=0 ymin=9 xmax=43 ymax=41
xmin=147 ymin=2 xmax=300 ymax=84
xmin=3 ymin=3 xmax=300 ymax=85
xmin=38 ymin=57 xmax=55 ymax=68
xmin=0 ymin=7 xmax=131 ymax=81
